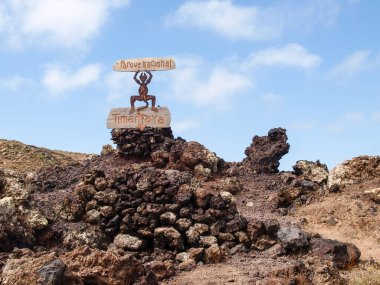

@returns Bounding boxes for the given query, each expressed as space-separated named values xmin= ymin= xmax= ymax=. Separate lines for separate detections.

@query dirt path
xmin=293 ymin=178 xmax=380 ymax=262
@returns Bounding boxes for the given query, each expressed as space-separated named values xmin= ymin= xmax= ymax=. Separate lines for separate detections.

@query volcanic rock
xmin=194 ymin=164 xmax=212 ymax=181
xmin=0 ymin=171 xmax=6 ymax=192
xmin=277 ymin=226 xmax=309 ymax=253
xmin=247 ymin=219 xmax=265 ymax=242
xmin=175 ymin=252 xmax=190 ymax=263
xmin=86 ymin=209 xmax=101 ymax=224
xmin=111 ymin=127 xmax=174 ymax=157
xmin=26 ymin=210 xmax=49 ymax=231
xmin=171 ymin=141 xmax=220 ymax=173
xmin=175 ymin=218 xmax=192 ymax=232
xmin=154 ymin=227 xmax=184 ymax=251
xmin=310 ymin=238 xmax=361 ymax=269
xmin=264 ymin=219 xmax=280 ymax=237
xmin=328 ymin=155 xmax=380 ymax=188
xmin=36 ymin=259 xmax=67 ymax=285
xmin=199 ymin=236 xmax=218 ymax=247
xmin=204 ymin=244 xmax=222 ymax=264
xmin=178 ymin=259 xmax=196 ymax=271
xmin=62 ymin=226 xmax=108 ymax=250
xmin=243 ymin=128 xmax=290 ymax=174
xmin=0 ymin=168 xmax=29 ymax=201
xmin=293 ymin=160 xmax=329 ymax=185
xmin=268 ymin=257 xmax=347 ymax=285
xmin=160 ymin=212 xmax=177 ymax=225
xmin=0 ymin=197 xmax=15 ymax=222
xmin=217 ymin=177 xmax=242 ymax=194
xmin=188 ymin=247 xmax=204 ymax=262
xmin=114 ymin=234 xmax=145 ymax=251
xmin=145 ymin=260 xmax=175 ymax=280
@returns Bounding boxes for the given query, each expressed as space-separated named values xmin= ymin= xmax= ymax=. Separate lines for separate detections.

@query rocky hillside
xmin=0 ymin=139 xmax=91 ymax=174
xmin=0 ymin=129 xmax=379 ymax=284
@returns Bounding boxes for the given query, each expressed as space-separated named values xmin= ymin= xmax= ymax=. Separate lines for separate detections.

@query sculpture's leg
xmin=148 ymin=95 xmax=158 ymax=112
xmin=130 ymin=96 xmax=139 ymax=114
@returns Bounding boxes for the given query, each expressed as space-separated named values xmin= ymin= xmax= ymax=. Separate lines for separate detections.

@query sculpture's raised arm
xmin=146 ymin=71 xmax=153 ymax=85
xmin=133 ymin=71 xmax=140 ymax=84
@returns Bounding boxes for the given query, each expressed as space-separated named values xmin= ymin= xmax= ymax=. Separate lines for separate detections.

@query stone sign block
xmin=113 ymin=57 xmax=176 ymax=72
xmin=107 ymin=107 xmax=171 ymax=130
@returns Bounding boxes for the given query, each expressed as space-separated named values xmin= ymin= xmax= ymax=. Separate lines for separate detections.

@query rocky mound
xmin=328 ymin=155 xmax=380 ymax=188
xmin=75 ymin=167 xmax=250 ymax=260
xmin=0 ymin=127 xmax=369 ymax=284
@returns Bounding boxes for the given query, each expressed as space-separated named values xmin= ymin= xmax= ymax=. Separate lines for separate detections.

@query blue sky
xmin=0 ymin=0 xmax=379 ymax=171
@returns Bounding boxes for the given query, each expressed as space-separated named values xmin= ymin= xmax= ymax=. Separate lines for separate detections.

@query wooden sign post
xmin=107 ymin=57 xmax=175 ymax=130
xmin=113 ymin=57 xmax=176 ymax=72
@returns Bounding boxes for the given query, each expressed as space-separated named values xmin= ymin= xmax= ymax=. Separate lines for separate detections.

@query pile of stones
xmin=74 ymin=166 xmax=251 ymax=266
xmin=111 ymin=128 xmax=175 ymax=156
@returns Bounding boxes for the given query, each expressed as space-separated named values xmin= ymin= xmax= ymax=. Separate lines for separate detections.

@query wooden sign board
xmin=113 ymin=57 xmax=176 ymax=72
xmin=107 ymin=107 xmax=171 ymax=130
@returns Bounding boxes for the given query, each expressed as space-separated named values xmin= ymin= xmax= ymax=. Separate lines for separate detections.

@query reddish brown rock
xmin=243 ymin=128 xmax=290 ymax=174
xmin=310 ymin=238 xmax=361 ymax=269
xmin=204 ymin=244 xmax=222 ymax=264
xmin=247 ymin=219 xmax=265 ymax=242
xmin=171 ymin=141 xmax=219 ymax=173
xmin=328 ymin=155 xmax=380 ymax=187
xmin=145 ymin=260 xmax=175 ymax=280
xmin=154 ymin=227 xmax=184 ymax=251
xmin=293 ymin=160 xmax=329 ymax=185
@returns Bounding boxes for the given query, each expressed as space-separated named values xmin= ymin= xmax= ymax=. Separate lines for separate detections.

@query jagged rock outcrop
xmin=328 ymin=156 xmax=380 ymax=188
xmin=243 ymin=128 xmax=290 ymax=174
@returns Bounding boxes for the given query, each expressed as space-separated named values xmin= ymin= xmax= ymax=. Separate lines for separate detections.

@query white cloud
xmin=165 ymin=44 xmax=318 ymax=109
xmin=247 ymin=44 xmax=321 ymax=69
xmin=167 ymin=56 xmax=251 ymax=110
xmin=329 ymin=50 xmax=371 ymax=78
xmin=0 ymin=76 xmax=28 ymax=91
xmin=167 ymin=0 xmax=346 ymax=41
xmin=43 ymin=63 xmax=101 ymax=96
xmin=167 ymin=0 xmax=277 ymax=41
xmin=0 ymin=0 xmax=131 ymax=49
xmin=172 ymin=119 xmax=199 ymax=133
xmin=104 ymin=71 xmax=135 ymax=102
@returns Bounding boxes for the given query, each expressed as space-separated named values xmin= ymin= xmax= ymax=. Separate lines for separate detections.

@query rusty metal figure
xmin=130 ymin=70 xmax=158 ymax=114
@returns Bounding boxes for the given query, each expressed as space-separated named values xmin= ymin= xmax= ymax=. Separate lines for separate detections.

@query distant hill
xmin=0 ymin=139 xmax=92 ymax=174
